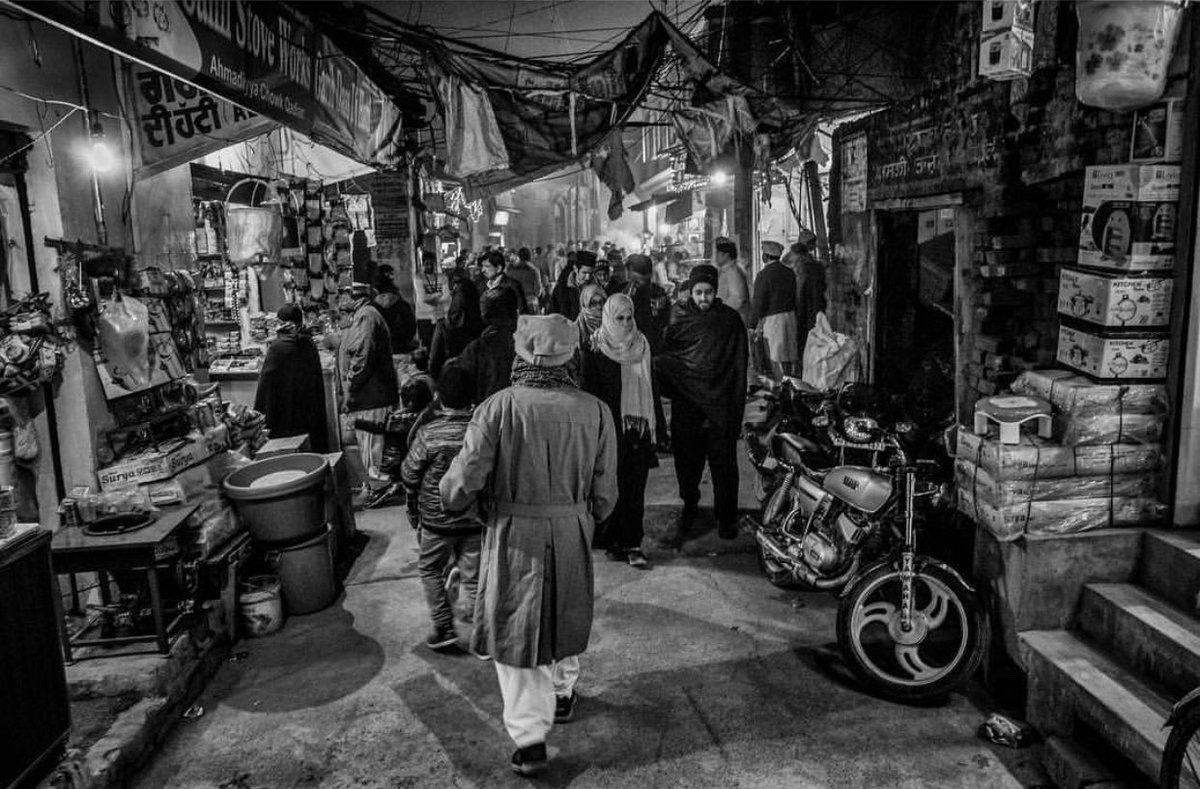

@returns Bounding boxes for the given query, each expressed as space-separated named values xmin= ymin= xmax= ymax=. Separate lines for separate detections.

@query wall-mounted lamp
xmin=493 ymin=210 xmax=510 ymax=227
xmin=86 ymin=120 xmax=116 ymax=173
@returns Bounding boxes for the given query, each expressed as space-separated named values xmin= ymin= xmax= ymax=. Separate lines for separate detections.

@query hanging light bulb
xmin=710 ymin=170 xmax=729 ymax=186
xmin=86 ymin=121 xmax=115 ymax=173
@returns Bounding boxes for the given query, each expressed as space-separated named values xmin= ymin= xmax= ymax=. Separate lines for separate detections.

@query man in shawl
xmin=750 ymin=240 xmax=799 ymax=380
xmin=440 ymin=314 xmax=617 ymax=777
xmin=655 ymin=264 xmax=748 ymax=543
xmin=254 ymin=304 xmax=328 ymax=453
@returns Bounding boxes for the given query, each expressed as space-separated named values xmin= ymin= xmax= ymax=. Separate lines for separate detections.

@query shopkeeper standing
xmin=414 ymin=250 xmax=452 ymax=349
xmin=339 ymin=281 xmax=400 ymax=489
xmin=254 ymin=304 xmax=329 ymax=453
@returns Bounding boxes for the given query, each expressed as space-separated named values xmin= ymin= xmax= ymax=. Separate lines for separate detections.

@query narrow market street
xmin=130 ymin=501 xmax=1044 ymax=788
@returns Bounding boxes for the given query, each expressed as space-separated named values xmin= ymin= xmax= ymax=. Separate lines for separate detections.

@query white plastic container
xmin=1076 ymin=1 xmax=1184 ymax=111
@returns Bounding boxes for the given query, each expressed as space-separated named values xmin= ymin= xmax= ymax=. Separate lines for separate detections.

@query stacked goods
xmin=956 ymin=427 xmax=1163 ymax=540
xmin=1060 ymin=164 xmax=1177 ymax=380
xmin=1010 ymin=369 xmax=1167 ymax=445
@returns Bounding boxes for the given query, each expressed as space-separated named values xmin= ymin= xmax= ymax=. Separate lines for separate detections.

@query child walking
xmin=400 ymin=364 xmax=482 ymax=651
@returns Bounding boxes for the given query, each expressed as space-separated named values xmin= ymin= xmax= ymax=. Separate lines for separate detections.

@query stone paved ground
xmin=129 ymin=492 xmax=1048 ymax=789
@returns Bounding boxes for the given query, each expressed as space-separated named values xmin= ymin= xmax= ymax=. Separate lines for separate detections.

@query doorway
xmin=874 ymin=209 xmax=956 ymax=421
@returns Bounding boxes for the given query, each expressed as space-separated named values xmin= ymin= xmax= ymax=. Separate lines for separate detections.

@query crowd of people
xmin=254 ymin=232 xmax=825 ymax=777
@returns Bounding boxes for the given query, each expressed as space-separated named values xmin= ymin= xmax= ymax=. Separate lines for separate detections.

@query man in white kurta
xmin=440 ymin=313 xmax=618 ymax=777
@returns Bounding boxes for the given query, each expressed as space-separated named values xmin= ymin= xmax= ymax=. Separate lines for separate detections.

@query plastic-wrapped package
xmin=956 ymin=426 xmax=1162 ymax=481
xmin=955 ymin=457 xmax=1157 ymax=508
xmin=1056 ymin=411 xmax=1164 ymax=446
xmin=1011 ymin=369 xmax=1167 ymax=416
xmin=98 ymin=293 xmax=153 ymax=391
xmin=959 ymin=485 xmax=1162 ymax=542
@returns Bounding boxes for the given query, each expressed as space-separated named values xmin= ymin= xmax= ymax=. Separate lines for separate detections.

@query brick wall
xmin=827 ymin=0 xmax=1157 ymax=417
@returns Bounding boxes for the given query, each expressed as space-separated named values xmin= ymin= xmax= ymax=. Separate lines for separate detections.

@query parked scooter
xmin=742 ymin=383 xmax=985 ymax=703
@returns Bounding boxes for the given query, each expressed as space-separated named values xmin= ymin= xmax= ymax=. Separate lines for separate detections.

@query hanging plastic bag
xmin=802 ymin=312 xmax=862 ymax=390
xmin=98 ymin=292 xmax=153 ymax=391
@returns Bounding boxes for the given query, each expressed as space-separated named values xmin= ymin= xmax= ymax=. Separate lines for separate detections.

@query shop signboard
xmin=9 ymin=0 xmax=403 ymax=168
xmin=840 ymin=133 xmax=867 ymax=214
xmin=131 ymin=67 xmax=274 ymax=178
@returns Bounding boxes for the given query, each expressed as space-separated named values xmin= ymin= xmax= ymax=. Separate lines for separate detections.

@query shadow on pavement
xmin=393 ymin=599 xmax=985 ymax=786
xmin=206 ymin=600 xmax=386 ymax=714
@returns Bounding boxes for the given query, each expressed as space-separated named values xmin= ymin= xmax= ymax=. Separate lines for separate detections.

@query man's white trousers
xmin=493 ymin=656 xmax=580 ymax=747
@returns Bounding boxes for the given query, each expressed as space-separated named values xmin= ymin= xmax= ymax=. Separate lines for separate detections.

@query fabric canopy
xmin=426 ymin=12 xmax=793 ymax=203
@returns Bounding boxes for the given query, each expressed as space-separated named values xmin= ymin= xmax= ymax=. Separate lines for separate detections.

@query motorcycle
xmin=742 ymin=384 xmax=986 ymax=703
xmin=1161 ymin=686 xmax=1200 ymax=788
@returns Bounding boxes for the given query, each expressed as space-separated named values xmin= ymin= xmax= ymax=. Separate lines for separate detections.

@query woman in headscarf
xmin=575 ymin=283 xmax=607 ymax=350
xmin=429 ymin=274 xmax=484 ymax=379
xmin=580 ymin=293 xmax=657 ymax=568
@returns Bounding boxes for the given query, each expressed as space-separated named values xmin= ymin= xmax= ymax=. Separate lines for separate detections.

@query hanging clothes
xmin=433 ymin=67 xmax=509 ymax=179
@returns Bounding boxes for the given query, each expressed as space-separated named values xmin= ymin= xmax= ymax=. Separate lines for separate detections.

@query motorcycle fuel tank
xmin=824 ymin=466 xmax=892 ymax=514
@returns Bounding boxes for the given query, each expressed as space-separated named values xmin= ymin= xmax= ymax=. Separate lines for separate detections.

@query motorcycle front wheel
xmin=1161 ymin=700 xmax=1200 ymax=789
xmin=836 ymin=561 xmax=985 ymax=703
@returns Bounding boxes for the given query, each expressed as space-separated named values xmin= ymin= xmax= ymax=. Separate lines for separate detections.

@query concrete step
xmin=1043 ymin=734 xmax=1145 ymax=789
xmin=1020 ymin=629 xmax=1170 ymax=782
xmin=1079 ymin=582 xmax=1200 ymax=700
xmin=1137 ymin=530 xmax=1200 ymax=616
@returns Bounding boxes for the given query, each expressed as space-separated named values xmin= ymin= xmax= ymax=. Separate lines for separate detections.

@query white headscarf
xmin=591 ymin=293 xmax=656 ymax=437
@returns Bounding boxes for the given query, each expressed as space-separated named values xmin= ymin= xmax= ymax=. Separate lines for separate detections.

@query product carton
xmin=981 ymin=0 xmax=1034 ymax=33
xmin=1083 ymin=164 xmax=1181 ymax=202
xmin=97 ymin=425 xmax=230 ymax=490
xmin=1057 ymin=266 xmax=1173 ymax=328
xmin=1130 ymin=99 xmax=1185 ymax=163
xmin=978 ymin=27 xmax=1034 ymax=81
xmin=1056 ymin=324 xmax=1169 ymax=380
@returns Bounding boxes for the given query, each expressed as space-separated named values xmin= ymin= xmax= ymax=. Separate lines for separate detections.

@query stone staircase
xmin=1019 ymin=530 xmax=1200 ymax=788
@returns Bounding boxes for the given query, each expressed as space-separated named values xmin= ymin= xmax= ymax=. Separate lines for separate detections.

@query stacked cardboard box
xmin=1058 ymin=164 xmax=1178 ymax=380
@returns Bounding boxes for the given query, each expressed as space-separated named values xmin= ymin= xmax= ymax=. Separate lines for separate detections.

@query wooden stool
xmin=972 ymin=395 xmax=1053 ymax=444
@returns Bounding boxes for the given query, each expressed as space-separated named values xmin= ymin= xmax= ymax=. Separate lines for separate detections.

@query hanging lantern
xmin=1075 ymin=1 xmax=1185 ymax=111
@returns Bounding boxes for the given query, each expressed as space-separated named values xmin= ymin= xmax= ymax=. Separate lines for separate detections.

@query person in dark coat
xmin=254 ymin=304 xmax=328 ymax=453
xmin=481 ymin=250 xmax=531 ymax=315
xmin=372 ymin=265 xmax=417 ymax=354
xmin=337 ymin=283 xmax=400 ymax=487
xmin=580 ymin=293 xmax=657 ymax=568
xmin=654 ymin=264 xmax=748 ymax=543
xmin=790 ymin=231 xmax=827 ymax=359
xmin=750 ymin=240 xmax=799 ymax=380
xmin=549 ymin=250 xmax=596 ymax=320
xmin=429 ymin=275 xmax=483 ymax=379
xmin=453 ymin=286 xmax=519 ymax=403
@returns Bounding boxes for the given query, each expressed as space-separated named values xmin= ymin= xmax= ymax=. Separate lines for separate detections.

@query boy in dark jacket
xmin=400 ymin=365 xmax=483 ymax=651
xmin=358 ymin=376 xmax=433 ymax=510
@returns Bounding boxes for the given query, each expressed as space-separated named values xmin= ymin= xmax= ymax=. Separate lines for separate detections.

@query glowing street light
xmin=86 ymin=122 xmax=115 ymax=173
xmin=710 ymin=170 xmax=729 ymax=186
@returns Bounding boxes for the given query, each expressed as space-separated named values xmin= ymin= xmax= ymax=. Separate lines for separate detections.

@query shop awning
xmin=5 ymin=0 xmax=408 ymax=170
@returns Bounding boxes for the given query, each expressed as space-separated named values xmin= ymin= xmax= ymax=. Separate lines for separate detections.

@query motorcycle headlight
xmin=843 ymin=416 xmax=880 ymax=443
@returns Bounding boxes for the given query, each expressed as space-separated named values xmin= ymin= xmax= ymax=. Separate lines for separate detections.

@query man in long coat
xmin=440 ymin=313 xmax=617 ymax=777
xmin=254 ymin=304 xmax=328 ymax=452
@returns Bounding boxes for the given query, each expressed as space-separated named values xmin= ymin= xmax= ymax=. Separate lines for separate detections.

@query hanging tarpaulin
xmin=589 ymin=131 xmax=635 ymax=221
xmin=431 ymin=64 xmax=510 ymax=179
xmin=130 ymin=67 xmax=275 ymax=179
xmin=7 ymin=0 xmax=405 ymax=168
xmin=671 ymin=95 xmax=757 ymax=171
xmin=427 ymin=12 xmax=786 ymax=199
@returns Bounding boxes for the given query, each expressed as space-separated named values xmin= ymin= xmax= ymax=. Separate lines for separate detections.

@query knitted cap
xmin=514 ymin=314 xmax=578 ymax=367
xmin=687 ymin=264 xmax=719 ymax=291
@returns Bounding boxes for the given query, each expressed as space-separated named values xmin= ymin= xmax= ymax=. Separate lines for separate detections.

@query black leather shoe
xmin=554 ymin=691 xmax=576 ymax=723
xmin=511 ymin=743 xmax=548 ymax=776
